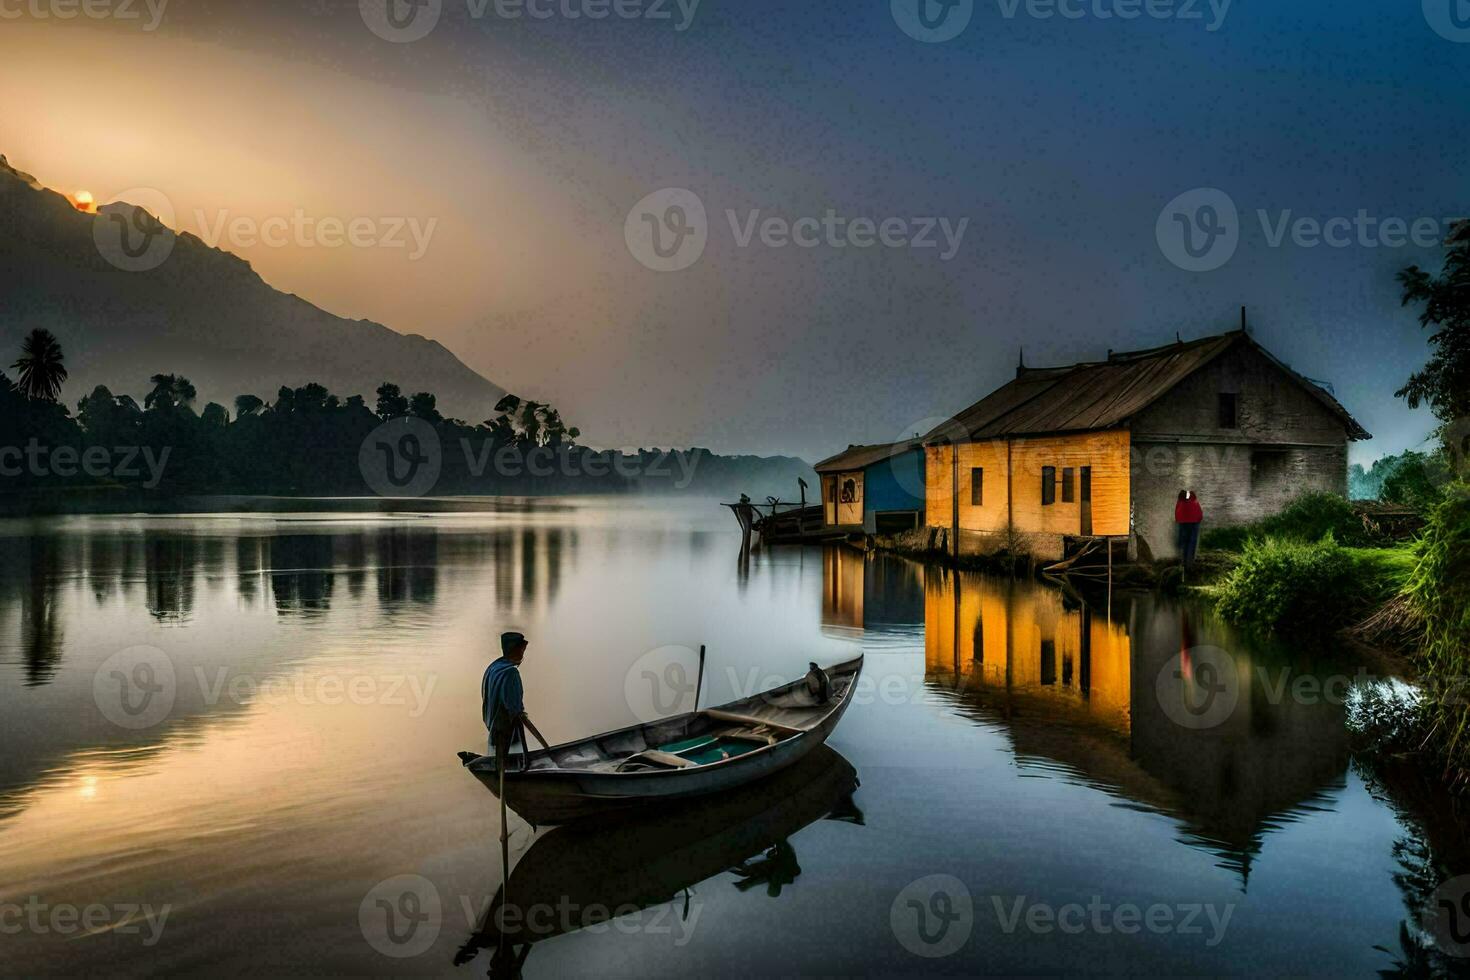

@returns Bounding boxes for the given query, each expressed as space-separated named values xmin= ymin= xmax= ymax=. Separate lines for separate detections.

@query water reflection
xmin=458 ymin=746 xmax=861 ymax=977
xmin=0 ymin=517 xmax=581 ymax=817
xmin=821 ymin=545 xmax=1353 ymax=887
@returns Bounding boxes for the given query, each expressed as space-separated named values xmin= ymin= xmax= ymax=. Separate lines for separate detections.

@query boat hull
xmin=466 ymin=655 xmax=862 ymax=824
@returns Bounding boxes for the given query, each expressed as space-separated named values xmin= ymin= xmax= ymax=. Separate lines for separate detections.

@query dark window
xmin=1041 ymin=466 xmax=1056 ymax=505
xmin=1219 ymin=392 xmax=1239 ymax=429
xmin=1080 ymin=466 xmax=1092 ymax=502
xmin=1040 ymin=640 xmax=1056 ymax=685
xmin=970 ymin=467 xmax=983 ymax=506
xmin=1251 ymin=450 xmax=1289 ymax=492
xmin=1062 ymin=467 xmax=1075 ymax=503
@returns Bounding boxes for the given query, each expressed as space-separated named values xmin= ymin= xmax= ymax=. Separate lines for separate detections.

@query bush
xmin=1404 ymin=485 xmax=1470 ymax=790
xmin=1201 ymin=491 xmax=1378 ymax=551
xmin=1214 ymin=534 xmax=1364 ymax=634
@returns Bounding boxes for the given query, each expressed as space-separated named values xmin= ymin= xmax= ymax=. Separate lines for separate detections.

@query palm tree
xmin=11 ymin=329 xmax=68 ymax=401
xmin=145 ymin=373 xmax=198 ymax=411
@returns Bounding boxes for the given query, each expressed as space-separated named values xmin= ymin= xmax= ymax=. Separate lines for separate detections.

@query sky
xmin=0 ymin=0 xmax=1464 ymax=463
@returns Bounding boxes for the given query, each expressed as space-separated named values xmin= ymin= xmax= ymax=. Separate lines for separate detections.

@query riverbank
xmin=863 ymin=489 xmax=1470 ymax=797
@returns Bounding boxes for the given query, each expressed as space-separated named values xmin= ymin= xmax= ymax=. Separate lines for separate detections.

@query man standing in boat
xmin=482 ymin=631 xmax=543 ymax=765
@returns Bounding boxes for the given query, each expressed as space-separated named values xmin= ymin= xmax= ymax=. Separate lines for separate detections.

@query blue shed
xmin=813 ymin=440 xmax=926 ymax=534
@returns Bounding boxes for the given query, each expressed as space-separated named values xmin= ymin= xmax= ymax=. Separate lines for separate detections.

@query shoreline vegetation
xmin=0 ymin=336 xmax=816 ymax=512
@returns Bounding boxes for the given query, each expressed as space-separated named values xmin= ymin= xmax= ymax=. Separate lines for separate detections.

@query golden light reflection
xmin=78 ymin=775 xmax=98 ymax=800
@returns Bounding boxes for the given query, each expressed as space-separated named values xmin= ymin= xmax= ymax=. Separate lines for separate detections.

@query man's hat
xmin=500 ymin=631 xmax=527 ymax=654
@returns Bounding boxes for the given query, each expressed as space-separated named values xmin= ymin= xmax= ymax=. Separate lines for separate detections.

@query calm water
xmin=0 ymin=498 xmax=1462 ymax=976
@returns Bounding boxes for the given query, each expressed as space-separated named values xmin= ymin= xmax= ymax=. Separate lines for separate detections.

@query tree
xmin=11 ymin=328 xmax=68 ymax=401
xmin=376 ymin=382 xmax=408 ymax=420
xmin=408 ymin=391 xmax=441 ymax=424
xmin=234 ymin=394 xmax=264 ymax=417
xmin=1398 ymin=220 xmax=1470 ymax=472
xmin=201 ymin=402 xmax=230 ymax=428
xmin=145 ymin=373 xmax=197 ymax=411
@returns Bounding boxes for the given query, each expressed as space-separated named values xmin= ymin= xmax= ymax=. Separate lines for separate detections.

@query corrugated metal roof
xmin=813 ymin=439 xmax=921 ymax=473
xmin=925 ymin=331 xmax=1370 ymax=442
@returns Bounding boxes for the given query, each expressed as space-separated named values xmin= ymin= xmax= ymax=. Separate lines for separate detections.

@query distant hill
xmin=0 ymin=154 xmax=505 ymax=419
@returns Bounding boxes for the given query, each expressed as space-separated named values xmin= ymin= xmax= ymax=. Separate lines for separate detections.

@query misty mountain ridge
xmin=0 ymin=153 xmax=506 ymax=421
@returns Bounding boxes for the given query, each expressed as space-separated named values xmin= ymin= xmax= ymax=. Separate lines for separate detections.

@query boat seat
xmin=614 ymin=750 xmax=698 ymax=772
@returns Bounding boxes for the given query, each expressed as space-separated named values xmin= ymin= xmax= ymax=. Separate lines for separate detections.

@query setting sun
xmin=72 ymin=189 xmax=94 ymax=213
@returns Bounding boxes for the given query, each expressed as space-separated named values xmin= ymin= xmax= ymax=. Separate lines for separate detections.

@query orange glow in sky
xmin=72 ymin=190 xmax=95 ymax=213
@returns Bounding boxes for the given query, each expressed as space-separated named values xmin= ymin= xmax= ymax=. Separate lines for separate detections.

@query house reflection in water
xmin=820 ymin=547 xmax=924 ymax=641
xmin=821 ymin=544 xmax=1350 ymax=886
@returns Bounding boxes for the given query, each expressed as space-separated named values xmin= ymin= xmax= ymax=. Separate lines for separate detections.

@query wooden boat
xmin=460 ymin=655 xmax=863 ymax=824
xmin=455 ymin=745 xmax=861 ymax=968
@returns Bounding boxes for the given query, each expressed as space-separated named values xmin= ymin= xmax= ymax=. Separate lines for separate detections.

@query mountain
xmin=0 ymin=154 xmax=504 ymax=419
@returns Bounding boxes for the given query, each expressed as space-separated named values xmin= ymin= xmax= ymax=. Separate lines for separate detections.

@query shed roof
xmin=925 ymin=331 xmax=1370 ymax=443
xmin=813 ymin=439 xmax=922 ymax=474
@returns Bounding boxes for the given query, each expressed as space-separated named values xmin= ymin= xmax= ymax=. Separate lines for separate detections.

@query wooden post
xmin=950 ymin=446 xmax=959 ymax=560
xmin=497 ymin=758 xmax=510 ymax=963
xmin=694 ymin=644 xmax=707 ymax=713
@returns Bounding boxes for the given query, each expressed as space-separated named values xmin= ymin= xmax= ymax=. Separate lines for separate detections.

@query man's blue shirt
xmin=482 ymin=657 xmax=524 ymax=743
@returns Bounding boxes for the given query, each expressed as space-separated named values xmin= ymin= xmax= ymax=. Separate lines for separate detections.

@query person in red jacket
xmin=1175 ymin=490 xmax=1203 ymax=565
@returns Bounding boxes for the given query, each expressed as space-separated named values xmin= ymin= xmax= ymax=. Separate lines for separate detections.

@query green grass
xmin=1200 ymin=491 xmax=1383 ymax=551
xmin=1210 ymin=536 xmax=1414 ymax=636
xmin=1402 ymin=486 xmax=1470 ymax=791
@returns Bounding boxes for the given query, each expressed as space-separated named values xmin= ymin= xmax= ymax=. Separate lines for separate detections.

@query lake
xmin=0 ymin=497 xmax=1463 ymax=976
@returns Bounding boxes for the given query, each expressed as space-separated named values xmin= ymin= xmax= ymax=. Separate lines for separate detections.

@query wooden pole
xmin=694 ymin=644 xmax=707 ymax=712
xmin=497 ymin=758 xmax=510 ymax=963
